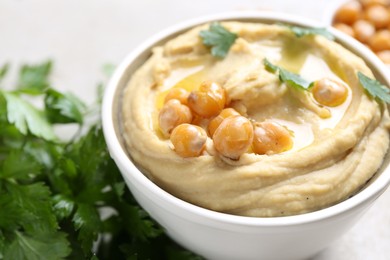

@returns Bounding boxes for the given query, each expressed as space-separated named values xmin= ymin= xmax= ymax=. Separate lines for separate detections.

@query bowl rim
xmin=102 ymin=11 xmax=390 ymax=227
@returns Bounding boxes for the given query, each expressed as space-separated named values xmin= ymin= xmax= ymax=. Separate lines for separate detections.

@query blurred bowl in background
xmin=324 ymin=0 xmax=390 ymax=65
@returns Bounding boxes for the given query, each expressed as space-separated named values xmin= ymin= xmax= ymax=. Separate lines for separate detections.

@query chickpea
xmin=353 ymin=20 xmax=376 ymax=43
xmin=369 ymin=29 xmax=390 ymax=51
xmin=170 ymin=124 xmax=207 ymax=157
xmin=333 ymin=23 xmax=356 ymax=37
xmin=209 ymin=83 xmax=230 ymax=107
xmin=158 ymin=99 xmax=192 ymax=136
xmin=377 ymin=49 xmax=390 ymax=63
xmin=208 ymin=108 xmax=240 ymax=136
xmin=312 ymin=78 xmax=349 ymax=107
xmin=191 ymin=115 xmax=210 ymax=129
xmin=334 ymin=1 xmax=362 ymax=25
xmin=212 ymin=116 xmax=253 ymax=160
xmin=164 ymin=88 xmax=190 ymax=105
xmin=365 ymin=5 xmax=390 ymax=29
xmin=361 ymin=0 xmax=390 ymax=8
xmin=188 ymin=81 xmax=226 ymax=118
xmin=252 ymin=122 xmax=293 ymax=155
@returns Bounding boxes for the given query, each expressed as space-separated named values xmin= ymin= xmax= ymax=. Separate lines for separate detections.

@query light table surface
xmin=0 ymin=0 xmax=389 ymax=259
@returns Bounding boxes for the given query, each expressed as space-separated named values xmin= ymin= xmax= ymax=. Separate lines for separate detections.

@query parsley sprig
xmin=282 ymin=24 xmax=335 ymax=40
xmin=264 ymin=58 xmax=313 ymax=90
xmin=358 ymin=72 xmax=390 ymax=104
xmin=200 ymin=22 xmax=238 ymax=58
xmin=0 ymin=61 xmax=201 ymax=259
xmin=264 ymin=59 xmax=390 ymax=105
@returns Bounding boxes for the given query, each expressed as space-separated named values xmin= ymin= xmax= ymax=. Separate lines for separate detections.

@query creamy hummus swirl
xmin=122 ymin=22 xmax=390 ymax=217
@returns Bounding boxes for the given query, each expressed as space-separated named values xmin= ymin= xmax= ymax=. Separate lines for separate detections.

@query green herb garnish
xmin=2 ymin=92 xmax=57 ymax=141
xmin=264 ymin=58 xmax=313 ymax=90
xmin=358 ymin=71 xmax=390 ymax=104
xmin=282 ymin=24 xmax=334 ymax=40
xmin=44 ymin=89 xmax=86 ymax=124
xmin=200 ymin=22 xmax=238 ymax=58
xmin=0 ymin=63 xmax=9 ymax=82
xmin=0 ymin=61 xmax=200 ymax=259
xmin=17 ymin=60 xmax=52 ymax=95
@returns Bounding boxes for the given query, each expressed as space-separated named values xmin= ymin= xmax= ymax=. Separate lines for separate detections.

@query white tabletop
xmin=1 ymin=0 xmax=389 ymax=259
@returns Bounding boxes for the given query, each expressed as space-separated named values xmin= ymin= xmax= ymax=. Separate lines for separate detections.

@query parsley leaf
xmin=200 ymin=22 xmax=238 ymax=58
xmin=23 ymin=140 xmax=62 ymax=169
xmin=119 ymin=204 xmax=163 ymax=241
xmin=0 ymin=194 xmax=24 ymax=230
xmin=263 ymin=58 xmax=278 ymax=73
xmin=4 ymin=231 xmax=70 ymax=260
xmin=52 ymin=195 xmax=75 ymax=220
xmin=0 ymin=61 xmax=200 ymax=260
xmin=72 ymin=203 xmax=101 ymax=254
xmin=358 ymin=72 xmax=390 ymax=104
xmin=102 ymin=63 xmax=116 ymax=77
xmin=6 ymin=182 xmax=58 ymax=234
xmin=67 ymin=125 xmax=109 ymax=200
xmin=166 ymin=246 xmax=204 ymax=260
xmin=0 ymin=233 xmax=5 ymax=259
xmin=45 ymin=88 xmax=86 ymax=124
xmin=2 ymin=92 xmax=56 ymax=141
xmin=264 ymin=58 xmax=313 ymax=90
xmin=0 ymin=63 xmax=9 ymax=82
xmin=282 ymin=24 xmax=334 ymax=40
xmin=18 ymin=60 xmax=52 ymax=95
xmin=1 ymin=150 xmax=40 ymax=180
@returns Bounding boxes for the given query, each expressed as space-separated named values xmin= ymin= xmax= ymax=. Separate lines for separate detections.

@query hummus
xmin=121 ymin=22 xmax=390 ymax=217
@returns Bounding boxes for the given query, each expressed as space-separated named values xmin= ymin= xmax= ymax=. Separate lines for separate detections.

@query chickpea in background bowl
xmin=333 ymin=0 xmax=390 ymax=63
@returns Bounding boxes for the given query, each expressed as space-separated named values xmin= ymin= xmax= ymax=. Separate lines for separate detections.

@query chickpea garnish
xmin=252 ymin=122 xmax=293 ymax=155
xmin=188 ymin=81 xmax=226 ymax=118
xmin=158 ymin=99 xmax=192 ymax=136
xmin=208 ymin=108 xmax=240 ymax=136
xmin=170 ymin=123 xmax=207 ymax=157
xmin=164 ymin=88 xmax=190 ymax=105
xmin=212 ymin=116 xmax=253 ymax=160
xmin=312 ymin=78 xmax=348 ymax=107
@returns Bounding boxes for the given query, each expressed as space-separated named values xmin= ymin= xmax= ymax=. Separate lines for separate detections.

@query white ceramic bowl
xmin=102 ymin=12 xmax=390 ymax=260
